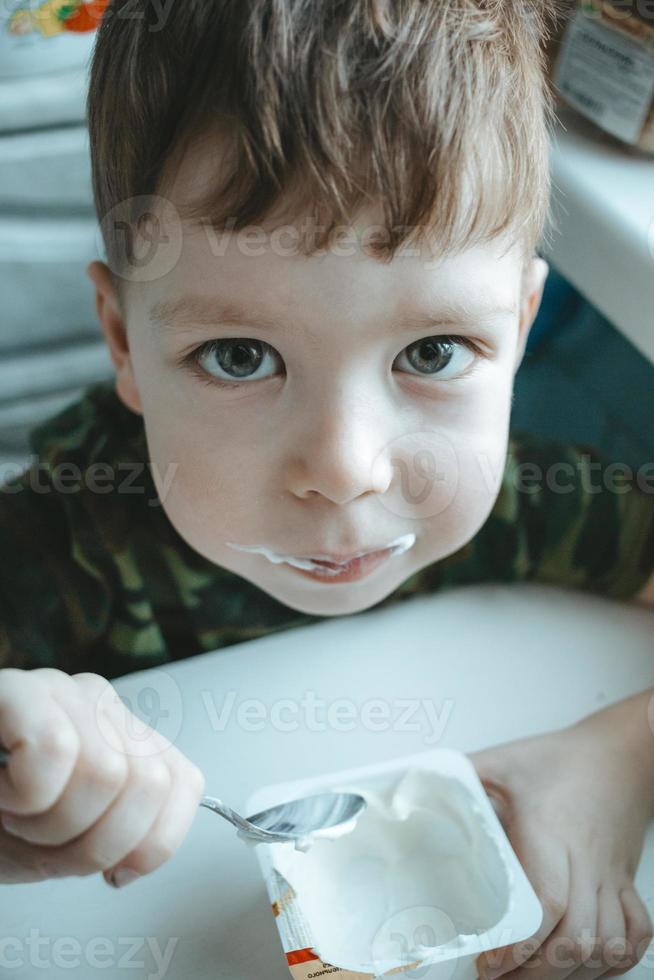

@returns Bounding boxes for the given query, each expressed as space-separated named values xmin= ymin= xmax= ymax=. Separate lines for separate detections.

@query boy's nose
xmin=285 ymin=400 xmax=394 ymax=506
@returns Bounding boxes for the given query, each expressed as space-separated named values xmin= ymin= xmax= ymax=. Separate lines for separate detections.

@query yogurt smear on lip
xmin=226 ymin=533 xmax=417 ymax=573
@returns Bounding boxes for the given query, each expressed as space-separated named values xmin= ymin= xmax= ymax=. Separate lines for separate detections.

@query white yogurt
xmin=248 ymin=749 xmax=543 ymax=980
xmin=269 ymin=768 xmax=512 ymax=976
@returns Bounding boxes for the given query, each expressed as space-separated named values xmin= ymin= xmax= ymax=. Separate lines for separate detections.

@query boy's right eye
xmin=182 ymin=338 xmax=283 ymax=388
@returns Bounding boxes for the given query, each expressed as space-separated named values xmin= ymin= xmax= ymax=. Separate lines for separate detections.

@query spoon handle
xmin=200 ymin=795 xmax=287 ymax=843
xmin=200 ymin=795 xmax=253 ymax=831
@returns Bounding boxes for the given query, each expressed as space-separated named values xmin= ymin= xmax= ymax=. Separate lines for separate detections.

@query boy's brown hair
xmin=87 ymin=0 xmax=566 ymax=299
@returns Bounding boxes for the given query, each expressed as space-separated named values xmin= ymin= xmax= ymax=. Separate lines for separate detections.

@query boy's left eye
xmin=394 ymin=336 xmax=479 ymax=380
xmin=182 ymin=335 xmax=481 ymax=388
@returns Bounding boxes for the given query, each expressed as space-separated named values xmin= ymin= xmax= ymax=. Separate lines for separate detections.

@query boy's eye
xmin=394 ymin=336 xmax=478 ymax=380
xmin=188 ymin=338 xmax=282 ymax=386
xmin=183 ymin=335 xmax=480 ymax=388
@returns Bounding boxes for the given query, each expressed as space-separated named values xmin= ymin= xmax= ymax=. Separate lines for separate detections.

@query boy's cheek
xmin=140 ymin=377 xmax=510 ymax=556
xmin=144 ymin=443 xmax=505 ymax=586
xmin=437 ymin=430 xmax=511 ymax=538
xmin=441 ymin=461 xmax=506 ymax=547
xmin=147 ymin=444 xmax=249 ymax=538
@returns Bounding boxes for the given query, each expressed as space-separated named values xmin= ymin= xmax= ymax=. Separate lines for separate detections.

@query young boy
xmin=1 ymin=0 xmax=654 ymax=976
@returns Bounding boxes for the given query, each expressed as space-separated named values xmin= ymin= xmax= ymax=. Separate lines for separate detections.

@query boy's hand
xmin=0 ymin=667 xmax=205 ymax=888
xmin=468 ymin=711 xmax=654 ymax=980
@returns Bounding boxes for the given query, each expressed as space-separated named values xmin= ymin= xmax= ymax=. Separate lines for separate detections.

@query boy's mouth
xmin=283 ymin=547 xmax=398 ymax=582
xmin=226 ymin=532 xmax=417 ymax=574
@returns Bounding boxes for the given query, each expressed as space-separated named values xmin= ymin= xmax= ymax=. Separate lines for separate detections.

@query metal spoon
xmin=0 ymin=746 xmax=365 ymax=846
xmin=200 ymin=790 xmax=366 ymax=844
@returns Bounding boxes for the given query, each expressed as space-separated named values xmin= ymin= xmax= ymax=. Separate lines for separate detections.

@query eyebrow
xmin=148 ymin=292 xmax=518 ymax=334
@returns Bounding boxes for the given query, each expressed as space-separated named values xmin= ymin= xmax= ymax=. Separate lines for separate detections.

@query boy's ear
xmin=514 ymin=256 xmax=549 ymax=373
xmin=86 ymin=261 xmax=143 ymax=416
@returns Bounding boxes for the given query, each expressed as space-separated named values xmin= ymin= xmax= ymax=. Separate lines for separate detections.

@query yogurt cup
xmin=246 ymin=748 xmax=542 ymax=980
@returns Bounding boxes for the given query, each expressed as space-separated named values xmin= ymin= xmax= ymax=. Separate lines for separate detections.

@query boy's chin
xmin=254 ymin=579 xmax=400 ymax=618
xmin=230 ymin=557 xmax=414 ymax=618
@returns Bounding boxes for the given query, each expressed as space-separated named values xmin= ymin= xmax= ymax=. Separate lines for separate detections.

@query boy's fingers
xmin=0 ymin=818 xmax=69 ymax=884
xmin=103 ymin=751 xmax=205 ymax=885
xmin=536 ymin=877 xmax=601 ymax=979
xmin=46 ymin=677 xmax=179 ymax=876
xmin=584 ymin=881 xmax=627 ymax=977
xmin=0 ymin=675 xmax=129 ymax=844
xmin=620 ymin=886 xmax=654 ymax=969
xmin=45 ymin=749 xmax=172 ymax=877
xmin=476 ymin=821 xmax=570 ymax=980
xmin=0 ymin=750 xmax=170 ymax=882
xmin=603 ymin=886 xmax=654 ymax=977
xmin=94 ymin=687 xmax=205 ymax=884
xmin=481 ymin=873 xmax=600 ymax=980
xmin=0 ymin=668 xmax=79 ymax=814
xmin=97 ymin=690 xmax=205 ymax=883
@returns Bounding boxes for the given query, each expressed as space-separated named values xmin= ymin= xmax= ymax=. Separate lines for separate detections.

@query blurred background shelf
xmin=543 ymin=102 xmax=654 ymax=365
xmin=510 ymin=98 xmax=654 ymax=474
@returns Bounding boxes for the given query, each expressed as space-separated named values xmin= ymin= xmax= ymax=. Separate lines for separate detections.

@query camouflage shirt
xmin=1 ymin=380 xmax=652 ymax=681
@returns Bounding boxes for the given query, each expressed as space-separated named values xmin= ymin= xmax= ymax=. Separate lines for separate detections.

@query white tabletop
xmin=544 ymin=102 xmax=654 ymax=365
xmin=2 ymin=582 xmax=654 ymax=979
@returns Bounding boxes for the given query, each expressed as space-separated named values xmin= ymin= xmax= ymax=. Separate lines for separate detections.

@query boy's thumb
xmin=466 ymin=744 xmax=515 ymax=827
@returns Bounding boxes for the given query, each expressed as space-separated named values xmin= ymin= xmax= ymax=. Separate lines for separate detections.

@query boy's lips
xmin=226 ymin=532 xmax=417 ymax=571
xmin=290 ymin=546 xmax=396 ymax=565
xmin=289 ymin=547 xmax=396 ymax=583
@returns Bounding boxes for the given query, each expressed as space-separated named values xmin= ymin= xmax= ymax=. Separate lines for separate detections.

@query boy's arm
xmin=471 ymin=681 xmax=654 ymax=980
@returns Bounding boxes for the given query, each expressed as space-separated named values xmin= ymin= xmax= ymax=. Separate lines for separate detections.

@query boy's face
xmin=88 ymin=149 xmax=548 ymax=618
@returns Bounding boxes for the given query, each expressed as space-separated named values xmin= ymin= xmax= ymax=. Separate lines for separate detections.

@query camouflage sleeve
xmin=0 ymin=461 xmax=74 ymax=671
xmin=0 ymin=456 xmax=112 ymax=674
xmin=0 ymin=383 xmax=149 ymax=678
xmin=0 ymin=439 xmax=182 ymax=681
xmin=388 ymin=432 xmax=654 ymax=603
